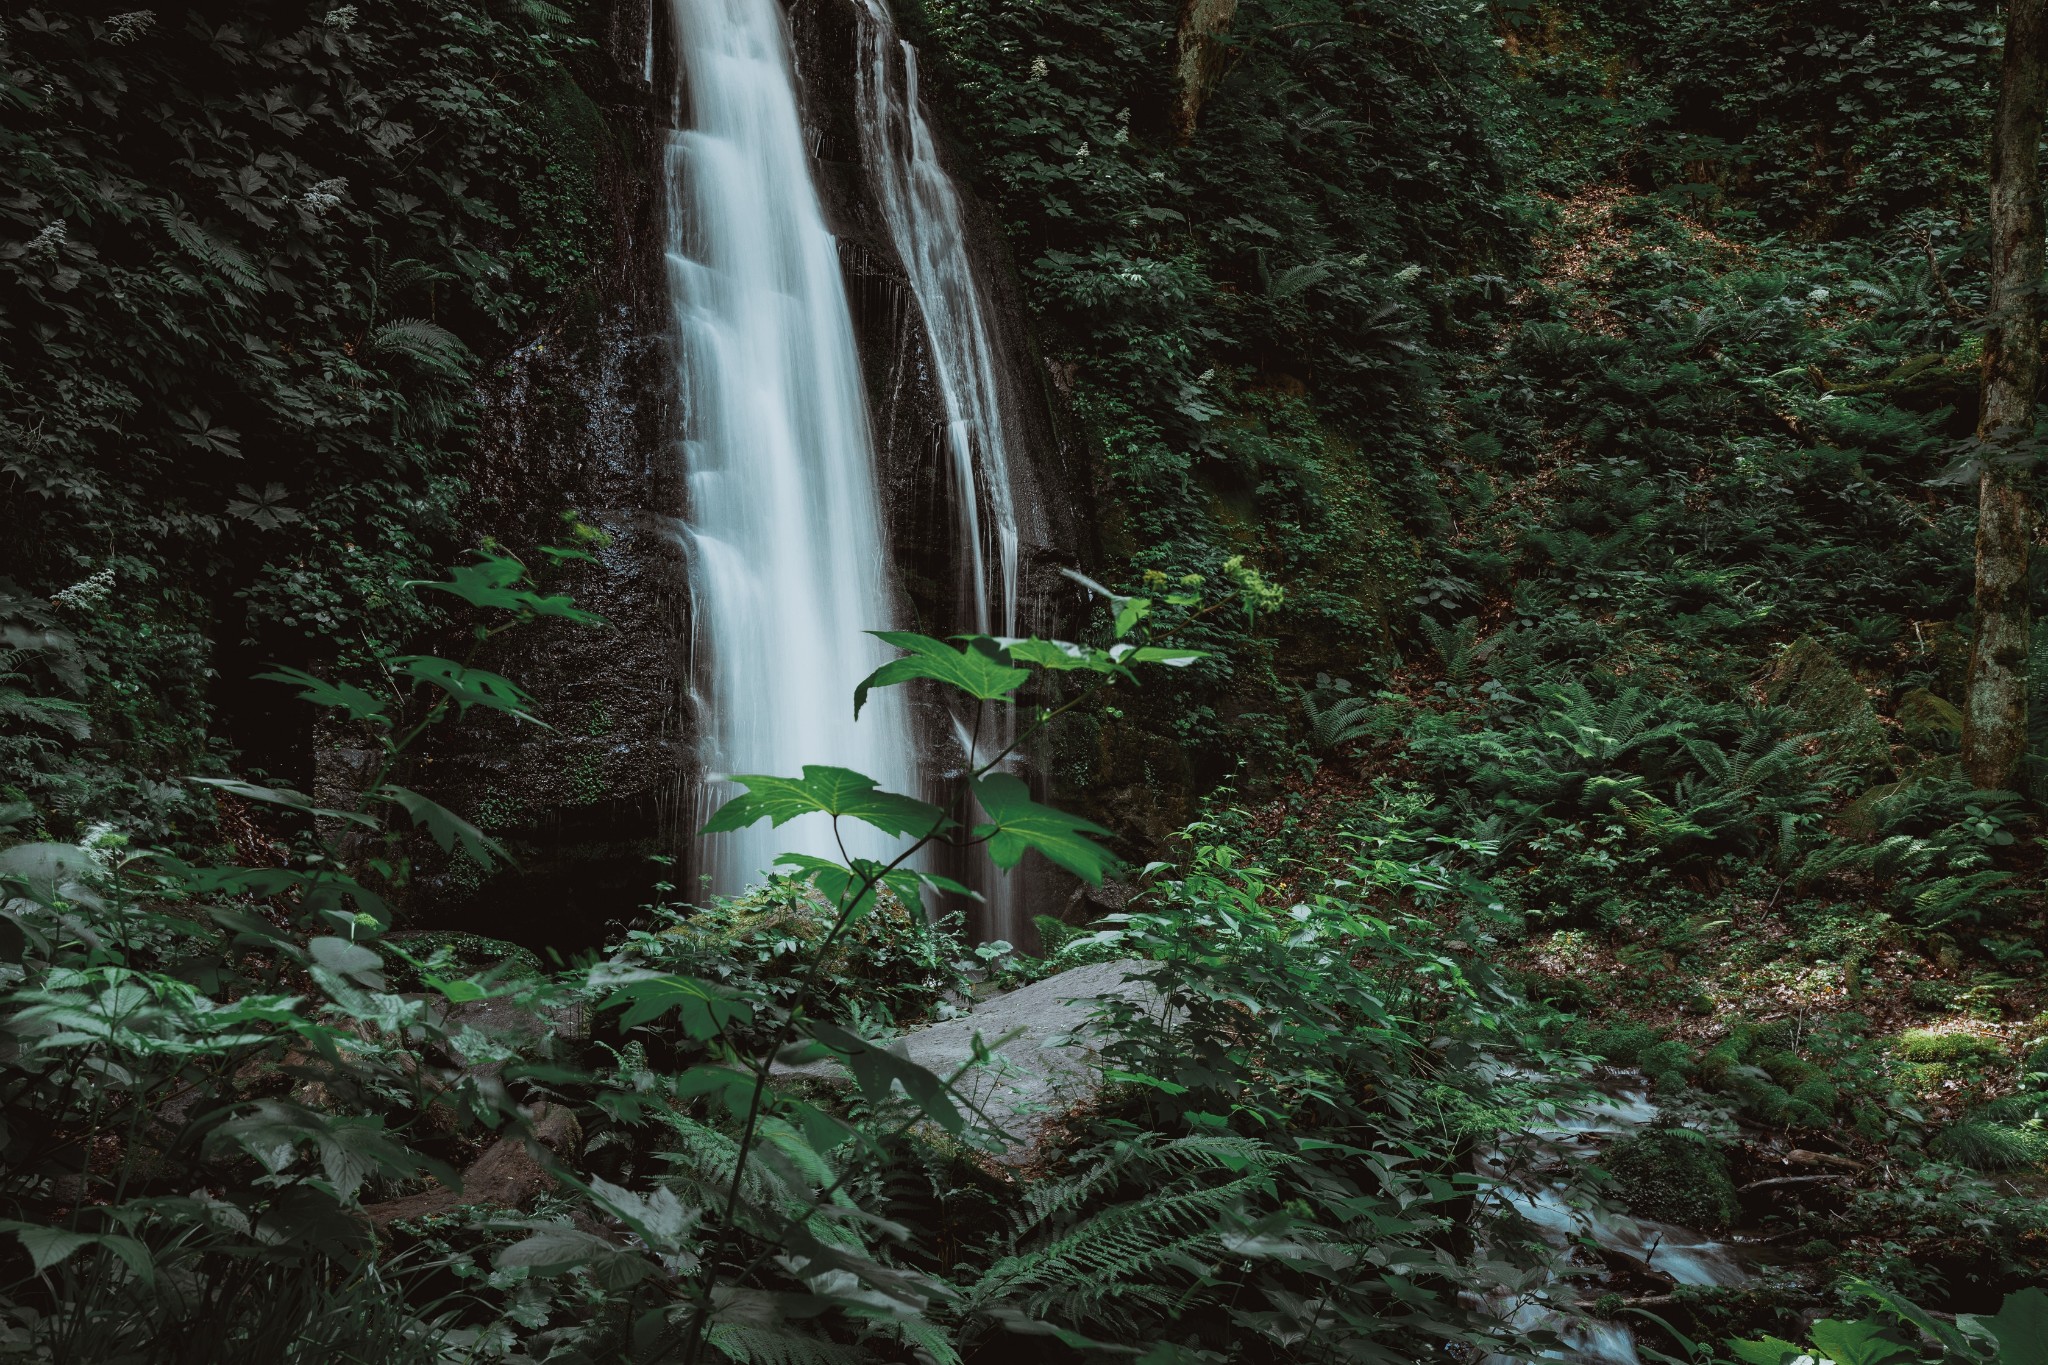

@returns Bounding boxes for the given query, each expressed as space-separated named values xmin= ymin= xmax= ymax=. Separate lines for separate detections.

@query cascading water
xmin=856 ymin=1 xmax=1032 ymax=941
xmin=854 ymin=0 xmax=1022 ymax=641
xmin=663 ymin=0 xmax=922 ymax=894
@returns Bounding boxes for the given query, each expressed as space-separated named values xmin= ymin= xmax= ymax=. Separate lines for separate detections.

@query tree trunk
xmin=1171 ymin=0 xmax=1238 ymax=143
xmin=1963 ymin=0 xmax=2048 ymax=791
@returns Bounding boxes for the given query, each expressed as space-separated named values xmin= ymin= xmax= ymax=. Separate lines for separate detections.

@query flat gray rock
xmin=789 ymin=959 xmax=1164 ymax=1161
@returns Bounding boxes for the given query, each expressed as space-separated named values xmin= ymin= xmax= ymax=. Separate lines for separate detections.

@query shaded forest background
xmin=5 ymin=0 xmax=2048 ymax=1356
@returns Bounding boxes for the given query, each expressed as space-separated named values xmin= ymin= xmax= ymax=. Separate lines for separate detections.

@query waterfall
xmin=663 ymin=0 xmax=921 ymax=895
xmin=857 ymin=1 xmax=1032 ymax=943
xmin=855 ymin=0 xmax=1022 ymax=641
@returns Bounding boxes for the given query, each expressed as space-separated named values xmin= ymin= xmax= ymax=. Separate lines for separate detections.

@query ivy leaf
xmin=971 ymin=773 xmax=1118 ymax=884
xmin=392 ymin=656 xmax=547 ymax=725
xmin=854 ymin=632 xmax=1029 ymax=717
xmin=254 ymin=666 xmax=389 ymax=723
xmin=371 ymin=785 xmax=508 ymax=869
xmin=701 ymin=767 xmax=948 ymax=840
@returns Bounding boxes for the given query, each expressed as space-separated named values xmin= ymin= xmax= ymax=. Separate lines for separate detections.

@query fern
xmin=1298 ymin=677 xmax=1377 ymax=752
xmin=704 ymin=1324 xmax=871 ymax=1365
xmin=1418 ymin=616 xmax=1480 ymax=684
xmin=368 ymin=317 xmax=471 ymax=377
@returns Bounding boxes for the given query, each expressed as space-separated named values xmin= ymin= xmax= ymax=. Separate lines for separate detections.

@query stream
xmin=1478 ymin=1074 xmax=1756 ymax=1364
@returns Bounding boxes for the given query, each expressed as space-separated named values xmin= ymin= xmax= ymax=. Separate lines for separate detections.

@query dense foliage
xmin=0 ymin=0 xmax=605 ymax=833
xmin=8 ymin=0 xmax=2048 ymax=1360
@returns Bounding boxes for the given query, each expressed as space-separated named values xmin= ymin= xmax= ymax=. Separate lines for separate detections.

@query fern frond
xmin=704 ymin=1323 xmax=872 ymax=1365
xmin=369 ymin=317 xmax=471 ymax=375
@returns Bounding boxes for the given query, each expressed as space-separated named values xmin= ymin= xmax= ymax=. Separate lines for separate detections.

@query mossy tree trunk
xmin=1171 ymin=0 xmax=1239 ymax=142
xmin=1963 ymin=0 xmax=2048 ymax=791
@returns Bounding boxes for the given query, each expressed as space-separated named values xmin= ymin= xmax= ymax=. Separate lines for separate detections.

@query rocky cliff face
xmin=388 ymin=0 xmax=1095 ymax=949
xmin=369 ymin=0 xmax=690 ymax=949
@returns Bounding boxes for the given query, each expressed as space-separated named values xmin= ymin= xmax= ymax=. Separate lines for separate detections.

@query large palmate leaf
xmin=854 ymin=632 xmax=1029 ymax=717
xmin=186 ymin=777 xmax=381 ymax=828
xmin=372 ymin=784 xmax=509 ymax=869
xmin=805 ymin=1021 xmax=965 ymax=1134
xmin=254 ymin=666 xmax=390 ymax=723
xmin=409 ymin=554 xmax=606 ymax=625
xmin=701 ymin=767 xmax=948 ymax=841
xmin=391 ymin=656 xmax=547 ymax=725
xmin=601 ymin=972 xmax=755 ymax=1038
xmin=774 ymin=853 xmax=978 ymax=924
xmin=971 ymin=773 xmax=1118 ymax=884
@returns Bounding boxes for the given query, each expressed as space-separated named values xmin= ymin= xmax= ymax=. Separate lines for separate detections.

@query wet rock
xmin=784 ymin=958 xmax=1162 ymax=1161
xmin=364 ymin=1102 xmax=583 ymax=1228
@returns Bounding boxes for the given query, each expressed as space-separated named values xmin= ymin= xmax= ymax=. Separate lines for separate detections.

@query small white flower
xmin=301 ymin=178 xmax=348 ymax=214
xmin=53 ymin=565 xmax=114 ymax=610
xmin=100 ymin=10 xmax=155 ymax=44
xmin=1074 ymin=142 xmax=1090 ymax=160
xmin=1807 ymin=286 xmax=1831 ymax=303
xmin=1395 ymin=263 xmax=1423 ymax=282
xmin=1029 ymin=56 xmax=1048 ymax=81
xmin=25 ymin=219 xmax=66 ymax=255
xmin=325 ymin=5 xmax=358 ymax=30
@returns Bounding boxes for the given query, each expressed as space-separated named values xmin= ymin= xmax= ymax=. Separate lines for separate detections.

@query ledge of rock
xmin=365 ymin=1101 xmax=583 ymax=1228
xmin=788 ymin=959 xmax=1165 ymax=1162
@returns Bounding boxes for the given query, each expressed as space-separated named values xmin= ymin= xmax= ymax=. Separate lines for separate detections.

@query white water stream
xmin=857 ymin=2 xmax=1032 ymax=940
xmin=664 ymin=0 xmax=922 ymax=894
xmin=855 ymin=0 xmax=1022 ymax=641
xmin=1478 ymin=1077 xmax=1749 ymax=1365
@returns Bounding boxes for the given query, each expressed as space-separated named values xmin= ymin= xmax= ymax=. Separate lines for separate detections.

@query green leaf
xmin=701 ymin=767 xmax=947 ymax=840
xmin=1808 ymin=1318 xmax=1917 ymax=1365
xmin=1113 ymin=596 xmax=1151 ymax=637
xmin=673 ymin=1065 xmax=763 ymax=1121
xmin=372 ymin=785 xmax=509 ymax=869
xmin=497 ymin=1227 xmax=655 ymax=1288
xmin=854 ymin=632 xmax=1029 ymax=717
xmin=1980 ymin=1287 xmax=2048 ymax=1365
xmin=971 ymin=772 xmax=1118 ymax=884
xmin=409 ymin=554 xmax=605 ymax=625
xmin=601 ymin=973 xmax=754 ymax=1037
xmin=0 ymin=1224 xmax=155 ymax=1284
xmin=186 ymin=778 xmax=381 ymax=828
xmin=0 ymin=843 xmax=97 ymax=905
xmin=254 ymin=667 xmax=390 ymax=723
xmin=805 ymin=1021 xmax=965 ymax=1134
xmin=1725 ymin=1339 xmax=1800 ymax=1365
xmin=392 ymin=656 xmax=548 ymax=726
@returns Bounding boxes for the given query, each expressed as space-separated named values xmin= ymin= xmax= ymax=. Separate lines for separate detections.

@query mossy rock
xmin=1789 ymin=1078 xmax=1838 ymax=1113
xmin=1757 ymin=1049 xmax=1820 ymax=1089
xmin=1605 ymin=1128 xmax=1741 ymax=1231
xmin=1895 ymin=1029 xmax=2002 ymax=1065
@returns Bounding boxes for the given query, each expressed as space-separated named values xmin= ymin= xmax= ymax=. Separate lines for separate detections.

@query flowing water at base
xmin=1479 ymin=1077 xmax=1750 ymax=1365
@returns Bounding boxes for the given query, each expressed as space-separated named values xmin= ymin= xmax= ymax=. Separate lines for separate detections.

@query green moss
xmin=1605 ymin=1128 xmax=1741 ymax=1231
xmin=1895 ymin=1029 xmax=2002 ymax=1065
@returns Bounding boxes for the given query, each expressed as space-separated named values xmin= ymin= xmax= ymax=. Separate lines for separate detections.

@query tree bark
xmin=1963 ymin=0 xmax=2048 ymax=791
xmin=1171 ymin=0 xmax=1239 ymax=143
